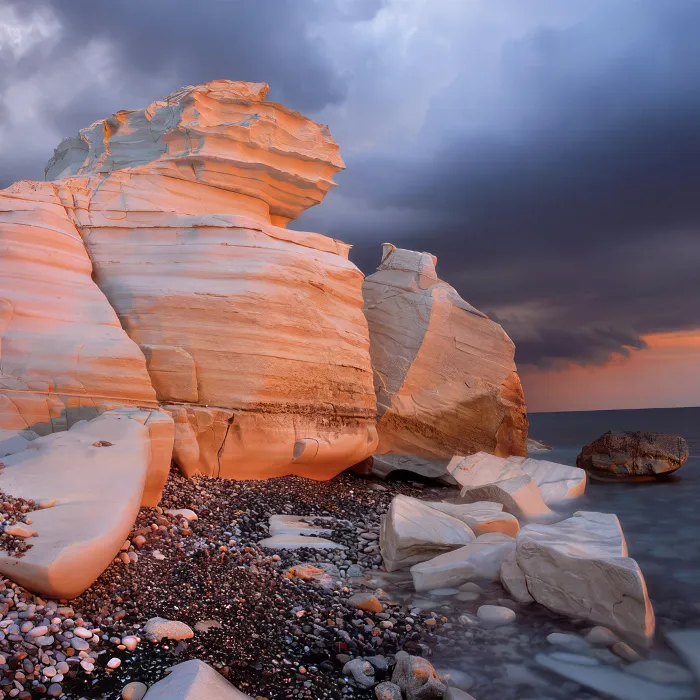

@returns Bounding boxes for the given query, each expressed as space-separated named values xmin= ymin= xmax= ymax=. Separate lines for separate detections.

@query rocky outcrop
xmin=362 ymin=244 xmax=528 ymax=460
xmin=511 ymin=511 xmax=655 ymax=647
xmin=0 ymin=80 xmax=378 ymax=481
xmin=0 ymin=182 xmax=158 ymax=434
xmin=577 ymin=431 xmax=689 ymax=481
xmin=380 ymin=495 xmax=476 ymax=571
xmin=0 ymin=409 xmax=167 ymax=598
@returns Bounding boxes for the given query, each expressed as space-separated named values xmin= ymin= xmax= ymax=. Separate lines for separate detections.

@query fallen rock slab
xmin=410 ymin=533 xmax=515 ymax=591
xmin=380 ymin=495 xmax=475 ymax=572
xmin=535 ymin=653 xmax=695 ymax=700
xmin=143 ymin=659 xmax=251 ymax=699
xmin=457 ymin=474 xmax=552 ymax=520
xmin=269 ymin=514 xmax=335 ymax=537
xmin=0 ymin=409 xmax=154 ymax=598
xmin=515 ymin=512 xmax=655 ymax=647
xmin=518 ymin=458 xmax=587 ymax=506
xmin=258 ymin=535 xmax=345 ymax=550
xmin=425 ymin=500 xmax=519 ymax=537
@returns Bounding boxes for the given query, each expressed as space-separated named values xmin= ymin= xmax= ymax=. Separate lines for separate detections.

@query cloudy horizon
xmin=1 ymin=0 xmax=698 ymax=411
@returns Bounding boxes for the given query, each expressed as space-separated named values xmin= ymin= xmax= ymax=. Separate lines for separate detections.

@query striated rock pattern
xmin=363 ymin=244 xmax=528 ymax=460
xmin=577 ymin=431 xmax=689 ymax=481
xmin=0 ymin=182 xmax=157 ymax=434
xmin=2 ymin=80 xmax=378 ymax=480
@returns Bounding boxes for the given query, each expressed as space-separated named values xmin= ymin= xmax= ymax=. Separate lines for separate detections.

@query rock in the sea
xmin=577 ymin=431 xmax=689 ymax=481
xmin=410 ymin=533 xmax=515 ymax=591
xmin=380 ymin=495 xmax=475 ymax=572
xmin=142 ymin=659 xmax=251 ymax=698
xmin=425 ymin=500 xmax=519 ymax=537
xmin=363 ymin=244 xmax=528 ymax=460
xmin=391 ymin=651 xmax=446 ymax=700
xmin=0 ymin=409 xmax=160 ymax=598
xmin=41 ymin=80 xmax=377 ymax=481
xmin=477 ymin=604 xmax=516 ymax=628
xmin=375 ymin=681 xmax=403 ymax=700
xmin=143 ymin=617 xmax=194 ymax=642
xmin=535 ymin=653 xmax=695 ymax=700
xmin=515 ymin=512 xmax=655 ymax=647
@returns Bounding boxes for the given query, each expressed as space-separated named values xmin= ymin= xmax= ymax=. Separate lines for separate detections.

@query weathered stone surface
xmin=342 ymin=658 xmax=375 ymax=689
xmin=0 ymin=409 xmax=154 ymax=598
xmin=500 ymin=550 xmax=534 ymax=604
xmin=535 ymin=654 xmax=695 ymax=700
xmin=143 ymin=659 xmax=251 ymax=699
xmin=363 ymin=244 xmax=527 ymax=460
xmin=41 ymin=80 xmax=378 ymax=481
xmin=577 ymin=431 xmax=689 ymax=481
xmin=410 ymin=533 xmax=515 ymax=591
xmin=457 ymin=474 xmax=552 ymax=520
xmin=0 ymin=183 xmax=158 ymax=433
xmin=517 ymin=457 xmax=587 ymax=506
xmin=268 ymin=515 xmax=335 ymax=537
xmin=369 ymin=453 xmax=457 ymax=485
xmin=515 ymin=512 xmax=655 ymax=647
xmin=424 ymin=500 xmax=519 ymax=537
xmin=143 ymin=617 xmax=194 ymax=642
xmin=391 ymin=651 xmax=446 ymax=700
xmin=380 ymin=495 xmax=475 ymax=572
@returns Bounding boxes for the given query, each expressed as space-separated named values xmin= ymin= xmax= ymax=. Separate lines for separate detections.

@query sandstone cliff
xmin=2 ymin=80 xmax=378 ymax=479
xmin=363 ymin=243 xmax=528 ymax=459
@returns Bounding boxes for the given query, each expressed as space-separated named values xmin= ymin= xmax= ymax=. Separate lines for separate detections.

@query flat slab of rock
xmin=143 ymin=659 xmax=251 ymax=699
xmin=666 ymin=629 xmax=700 ymax=683
xmin=424 ymin=500 xmax=519 ymax=537
xmin=369 ymin=454 xmax=458 ymax=485
xmin=577 ymin=431 xmax=689 ymax=481
xmin=0 ymin=410 xmax=154 ymax=598
xmin=410 ymin=533 xmax=515 ymax=591
xmin=535 ymin=653 xmax=695 ymax=700
xmin=515 ymin=512 xmax=655 ymax=647
xmin=457 ymin=474 xmax=552 ymax=520
xmin=268 ymin=515 xmax=335 ymax=537
xmin=0 ymin=428 xmax=38 ymax=458
xmin=258 ymin=535 xmax=345 ymax=550
xmin=380 ymin=495 xmax=475 ymax=572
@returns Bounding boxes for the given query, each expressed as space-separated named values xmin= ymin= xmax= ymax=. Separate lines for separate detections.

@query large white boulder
xmin=423 ymin=501 xmax=519 ymax=537
xmin=0 ymin=409 xmax=158 ymax=598
xmin=144 ymin=659 xmax=251 ymax=699
xmin=515 ymin=511 xmax=655 ymax=647
xmin=518 ymin=457 xmax=587 ymax=506
xmin=410 ymin=533 xmax=515 ymax=591
xmin=380 ymin=495 xmax=475 ymax=572
xmin=457 ymin=474 xmax=552 ymax=520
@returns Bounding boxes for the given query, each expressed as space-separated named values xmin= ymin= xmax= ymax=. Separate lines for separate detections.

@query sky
xmin=1 ymin=0 xmax=698 ymax=412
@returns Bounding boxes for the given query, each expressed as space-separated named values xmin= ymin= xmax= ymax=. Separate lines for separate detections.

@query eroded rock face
xmin=514 ymin=512 xmax=655 ymax=647
xmin=577 ymin=431 xmax=689 ymax=481
xmin=363 ymin=244 xmax=528 ymax=459
xmin=0 ymin=182 xmax=158 ymax=434
xmin=2 ymin=80 xmax=378 ymax=480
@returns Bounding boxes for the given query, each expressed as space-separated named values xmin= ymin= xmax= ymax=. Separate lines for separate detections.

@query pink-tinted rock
xmin=42 ymin=80 xmax=377 ymax=480
xmin=363 ymin=244 xmax=527 ymax=460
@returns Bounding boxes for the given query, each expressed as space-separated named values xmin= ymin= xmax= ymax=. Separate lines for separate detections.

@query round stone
xmin=122 ymin=682 xmax=148 ymax=700
xmin=477 ymin=605 xmax=516 ymax=628
xmin=107 ymin=658 xmax=122 ymax=669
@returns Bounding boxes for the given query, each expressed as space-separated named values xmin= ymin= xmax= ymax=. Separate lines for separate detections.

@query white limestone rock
xmin=500 ymin=550 xmax=534 ymax=604
xmin=519 ymin=458 xmax=587 ymax=506
xmin=535 ymin=653 xmax=695 ymax=700
xmin=424 ymin=501 xmax=519 ymax=537
xmin=457 ymin=474 xmax=552 ymax=520
xmin=143 ymin=659 xmax=251 ymax=699
xmin=380 ymin=495 xmax=475 ymax=572
xmin=258 ymin=535 xmax=345 ymax=550
xmin=477 ymin=605 xmax=516 ymax=628
xmin=370 ymin=454 xmax=457 ymax=485
xmin=516 ymin=512 xmax=655 ymax=647
xmin=410 ymin=533 xmax=515 ymax=592
xmin=268 ymin=515 xmax=335 ymax=537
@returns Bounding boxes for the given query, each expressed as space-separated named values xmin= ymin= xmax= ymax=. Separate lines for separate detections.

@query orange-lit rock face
xmin=363 ymin=244 xmax=527 ymax=459
xmin=0 ymin=181 xmax=157 ymax=434
xmin=36 ymin=80 xmax=377 ymax=479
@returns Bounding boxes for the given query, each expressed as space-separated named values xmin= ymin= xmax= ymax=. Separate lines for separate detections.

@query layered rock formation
xmin=1 ymin=80 xmax=378 ymax=480
xmin=363 ymin=244 xmax=528 ymax=460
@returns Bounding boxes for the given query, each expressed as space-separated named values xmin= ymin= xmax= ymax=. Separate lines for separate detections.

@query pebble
xmin=165 ymin=508 xmax=198 ymax=521
xmin=121 ymin=635 xmax=139 ymax=651
xmin=612 ymin=641 xmax=642 ymax=662
xmin=73 ymin=627 xmax=93 ymax=639
xmin=107 ymin=657 xmax=122 ymax=669
xmin=143 ymin=617 xmax=194 ymax=641
xmin=347 ymin=593 xmax=383 ymax=614
xmin=47 ymin=684 xmax=62 ymax=697
xmin=476 ymin=605 xmax=516 ymax=628
xmin=121 ymin=681 xmax=148 ymax=700
xmin=585 ymin=626 xmax=620 ymax=647
xmin=4 ymin=523 xmax=36 ymax=538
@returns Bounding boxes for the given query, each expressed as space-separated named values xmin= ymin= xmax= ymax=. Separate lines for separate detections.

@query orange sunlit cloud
xmin=520 ymin=329 xmax=700 ymax=413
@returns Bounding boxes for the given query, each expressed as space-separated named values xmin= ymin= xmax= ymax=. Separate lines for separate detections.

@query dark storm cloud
xmin=1 ymin=0 xmax=698 ymax=369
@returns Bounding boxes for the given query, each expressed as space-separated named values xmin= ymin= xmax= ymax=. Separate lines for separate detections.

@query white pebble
xmin=107 ymin=658 xmax=121 ymax=669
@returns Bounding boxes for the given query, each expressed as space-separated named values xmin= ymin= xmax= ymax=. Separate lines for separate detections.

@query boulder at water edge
xmin=363 ymin=244 xmax=528 ymax=460
xmin=509 ymin=511 xmax=655 ymax=647
xmin=577 ymin=431 xmax=689 ymax=481
xmin=380 ymin=495 xmax=475 ymax=571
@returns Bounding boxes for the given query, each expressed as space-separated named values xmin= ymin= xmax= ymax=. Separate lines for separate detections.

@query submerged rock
xmin=577 ymin=431 xmax=689 ymax=481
